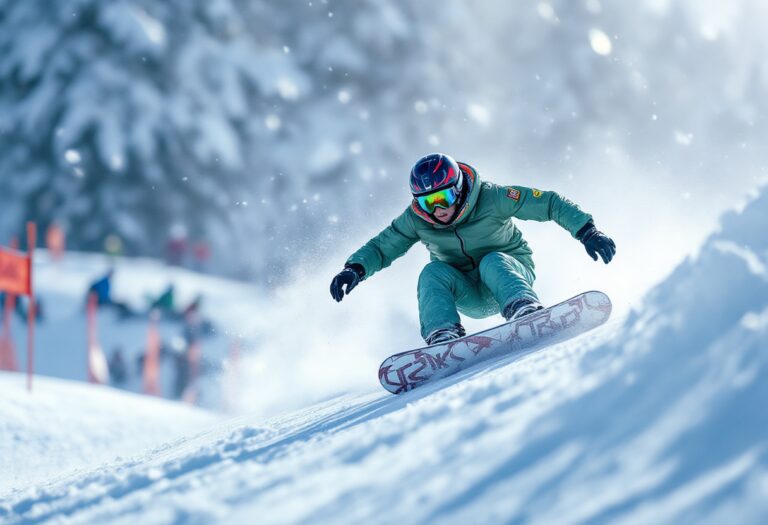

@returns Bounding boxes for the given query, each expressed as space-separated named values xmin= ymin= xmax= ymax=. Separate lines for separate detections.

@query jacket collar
xmin=411 ymin=162 xmax=480 ymax=227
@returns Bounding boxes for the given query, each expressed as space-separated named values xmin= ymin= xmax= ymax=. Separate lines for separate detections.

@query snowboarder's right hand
xmin=330 ymin=264 xmax=365 ymax=302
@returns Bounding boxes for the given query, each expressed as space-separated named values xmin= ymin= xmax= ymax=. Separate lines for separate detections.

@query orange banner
xmin=0 ymin=247 xmax=31 ymax=296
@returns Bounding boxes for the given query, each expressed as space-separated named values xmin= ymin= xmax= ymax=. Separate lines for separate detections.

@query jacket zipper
xmin=452 ymin=228 xmax=476 ymax=270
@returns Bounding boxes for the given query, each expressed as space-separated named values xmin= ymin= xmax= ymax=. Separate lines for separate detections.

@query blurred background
xmin=1 ymin=0 xmax=766 ymax=416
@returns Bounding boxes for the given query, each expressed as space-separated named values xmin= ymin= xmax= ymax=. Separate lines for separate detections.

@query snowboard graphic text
xmin=379 ymin=291 xmax=612 ymax=394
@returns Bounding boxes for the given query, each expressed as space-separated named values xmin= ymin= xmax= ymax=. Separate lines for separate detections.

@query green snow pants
xmin=417 ymin=252 xmax=538 ymax=340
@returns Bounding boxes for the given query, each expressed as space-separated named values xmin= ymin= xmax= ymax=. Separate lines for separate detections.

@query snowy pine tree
xmin=0 ymin=1 xmax=291 ymax=259
xmin=0 ymin=0 xmax=457 ymax=280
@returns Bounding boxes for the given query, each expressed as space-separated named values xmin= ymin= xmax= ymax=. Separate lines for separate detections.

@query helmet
xmin=409 ymin=153 xmax=463 ymax=197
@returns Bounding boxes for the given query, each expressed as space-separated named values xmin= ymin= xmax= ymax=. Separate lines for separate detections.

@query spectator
xmin=1 ymin=293 xmax=43 ymax=323
xmin=104 ymin=233 xmax=124 ymax=260
xmin=88 ymin=268 xmax=115 ymax=306
xmin=86 ymin=268 xmax=135 ymax=318
xmin=191 ymin=241 xmax=210 ymax=272
xmin=182 ymin=294 xmax=202 ymax=319
xmin=171 ymin=345 xmax=191 ymax=399
xmin=166 ymin=224 xmax=188 ymax=266
xmin=109 ymin=347 xmax=128 ymax=386
xmin=148 ymin=284 xmax=177 ymax=319
xmin=45 ymin=222 xmax=66 ymax=261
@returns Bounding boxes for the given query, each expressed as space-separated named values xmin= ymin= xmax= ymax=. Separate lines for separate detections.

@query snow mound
xmin=3 ymin=187 xmax=767 ymax=524
xmin=0 ymin=373 xmax=216 ymax=497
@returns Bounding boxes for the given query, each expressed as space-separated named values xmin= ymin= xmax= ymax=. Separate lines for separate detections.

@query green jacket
xmin=346 ymin=163 xmax=593 ymax=278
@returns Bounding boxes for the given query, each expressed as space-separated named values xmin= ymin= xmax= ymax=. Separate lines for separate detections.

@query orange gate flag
xmin=0 ymin=246 xmax=31 ymax=296
xmin=1 ymin=223 xmax=36 ymax=392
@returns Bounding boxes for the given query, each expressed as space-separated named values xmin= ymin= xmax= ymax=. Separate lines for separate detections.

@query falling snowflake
xmin=65 ymin=149 xmax=81 ymax=164
xmin=589 ymin=28 xmax=612 ymax=56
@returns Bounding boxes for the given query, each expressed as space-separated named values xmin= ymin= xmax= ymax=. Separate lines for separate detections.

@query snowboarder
xmin=330 ymin=153 xmax=616 ymax=345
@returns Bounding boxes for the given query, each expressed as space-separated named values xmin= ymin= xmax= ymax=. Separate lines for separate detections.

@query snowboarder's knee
xmin=418 ymin=261 xmax=459 ymax=288
xmin=479 ymin=251 xmax=532 ymax=279
xmin=478 ymin=252 xmax=512 ymax=277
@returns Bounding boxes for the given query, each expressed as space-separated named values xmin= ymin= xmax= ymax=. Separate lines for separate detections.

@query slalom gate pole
xmin=0 ymin=292 xmax=16 ymax=371
xmin=143 ymin=311 xmax=161 ymax=396
xmin=0 ymin=238 xmax=20 ymax=372
xmin=87 ymin=292 xmax=99 ymax=383
xmin=26 ymin=223 xmax=36 ymax=392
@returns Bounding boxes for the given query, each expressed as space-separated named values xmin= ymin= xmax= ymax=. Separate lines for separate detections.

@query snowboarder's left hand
xmin=330 ymin=264 xmax=365 ymax=302
xmin=578 ymin=224 xmax=616 ymax=264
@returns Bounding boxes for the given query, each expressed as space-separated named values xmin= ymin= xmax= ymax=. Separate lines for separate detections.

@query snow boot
xmin=425 ymin=323 xmax=466 ymax=345
xmin=503 ymin=298 xmax=544 ymax=322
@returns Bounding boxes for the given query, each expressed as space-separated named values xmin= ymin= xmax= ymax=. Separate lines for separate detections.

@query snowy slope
xmin=0 ymin=373 xmax=216 ymax=496
xmin=2 ymin=186 xmax=767 ymax=524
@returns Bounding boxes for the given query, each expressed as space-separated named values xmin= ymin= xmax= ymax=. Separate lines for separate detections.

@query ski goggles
xmin=415 ymin=186 xmax=459 ymax=214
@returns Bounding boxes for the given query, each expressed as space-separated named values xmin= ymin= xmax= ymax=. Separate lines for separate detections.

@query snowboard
xmin=378 ymin=290 xmax=612 ymax=394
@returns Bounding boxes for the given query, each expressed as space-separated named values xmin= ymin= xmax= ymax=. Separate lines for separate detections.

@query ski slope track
xmin=3 ymin=187 xmax=768 ymax=524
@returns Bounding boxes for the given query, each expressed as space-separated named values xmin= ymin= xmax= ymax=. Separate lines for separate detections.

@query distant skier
xmin=86 ymin=268 xmax=134 ymax=318
xmin=147 ymin=283 xmax=176 ymax=317
xmin=87 ymin=268 xmax=115 ymax=306
xmin=330 ymin=153 xmax=616 ymax=345
xmin=108 ymin=346 xmax=128 ymax=386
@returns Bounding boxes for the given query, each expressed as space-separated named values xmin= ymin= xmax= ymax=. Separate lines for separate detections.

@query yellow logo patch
xmin=507 ymin=188 xmax=520 ymax=201
xmin=532 ymin=189 xmax=542 ymax=198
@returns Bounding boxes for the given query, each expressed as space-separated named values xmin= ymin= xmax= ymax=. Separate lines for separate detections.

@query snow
xmin=466 ymin=103 xmax=491 ymax=126
xmin=2 ymin=187 xmax=766 ymax=523
xmin=589 ymin=29 xmax=613 ymax=56
xmin=64 ymin=149 xmax=81 ymax=164
xmin=0 ymin=373 xmax=216 ymax=496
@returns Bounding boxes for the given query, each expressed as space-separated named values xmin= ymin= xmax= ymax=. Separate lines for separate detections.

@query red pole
xmin=0 ymin=292 xmax=18 ymax=371
xmin=0 ymin=237 xmax=19 ymax=372
xmin=144 ymin=311 xmax=161 ymax=396
xmin=26 ymin=223 xmax=36 ymax=392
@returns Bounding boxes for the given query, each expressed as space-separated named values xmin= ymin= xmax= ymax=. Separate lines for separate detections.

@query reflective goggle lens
xmin=416 ymin=187 xmax=458 ymax=213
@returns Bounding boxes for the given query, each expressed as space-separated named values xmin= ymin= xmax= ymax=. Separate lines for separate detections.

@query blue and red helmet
xmin=409 ymin=153 xmax=463 ymax=197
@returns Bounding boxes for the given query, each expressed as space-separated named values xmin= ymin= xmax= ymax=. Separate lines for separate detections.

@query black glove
xmin=577 ymin=223 xmax=616 ymax=264
xmin=330 ymin=264 xmax=365 ymax=302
